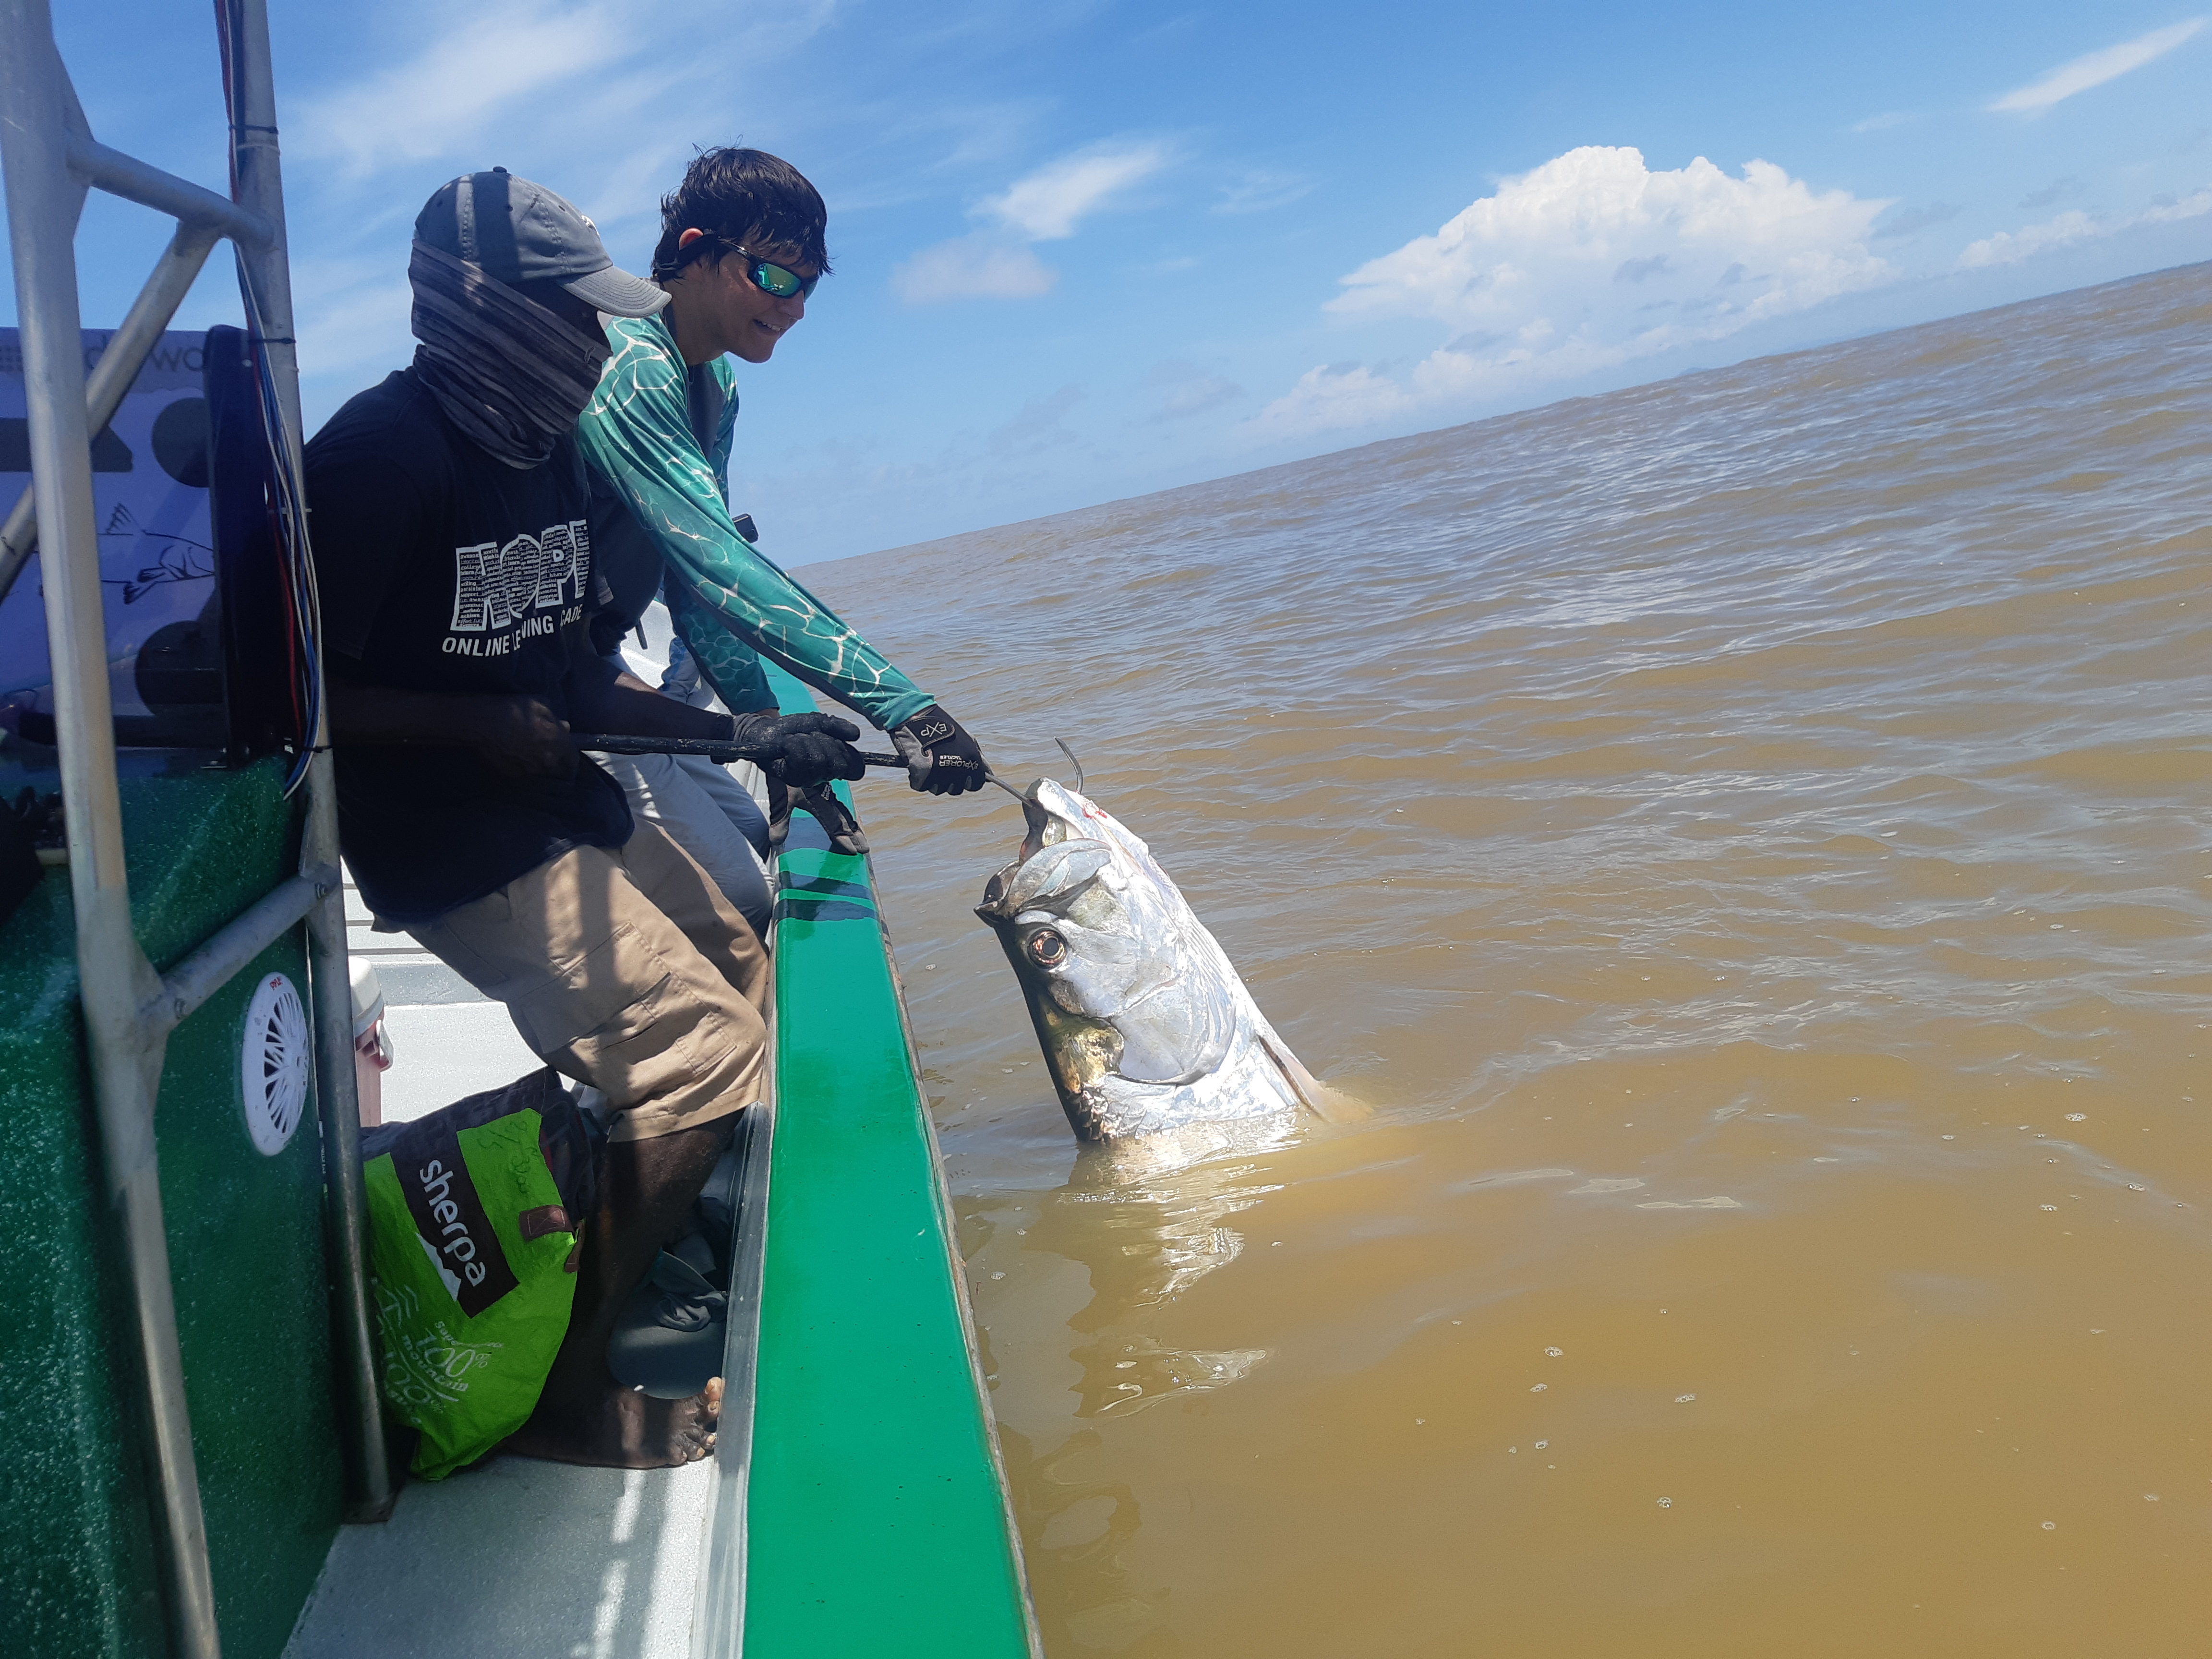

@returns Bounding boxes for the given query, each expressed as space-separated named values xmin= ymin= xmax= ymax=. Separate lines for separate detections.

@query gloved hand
xmin=765 ymin=778 xmax=870 ymax=857
xmin=890 ymin=705 xmax=988 ymax=796
xmin=728 ymin=710 xmax=866 ymax=788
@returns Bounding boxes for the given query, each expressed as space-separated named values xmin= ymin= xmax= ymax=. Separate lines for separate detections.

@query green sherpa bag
xmin=361 ymin=1069 xmax=600 ymax=1479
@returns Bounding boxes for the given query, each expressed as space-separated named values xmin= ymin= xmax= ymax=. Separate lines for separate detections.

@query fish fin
xmin=1255 ymin=1024 xmax=1364 ymax=1125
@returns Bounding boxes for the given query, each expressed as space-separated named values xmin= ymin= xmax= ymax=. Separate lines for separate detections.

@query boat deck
xmin=287 ymin=881 xmax=712 ymax=1659
xmin=287 ymin=1456 xmax=711 ymax=1659
xmin=286 ymin=660 xmax=1036 ymax=1656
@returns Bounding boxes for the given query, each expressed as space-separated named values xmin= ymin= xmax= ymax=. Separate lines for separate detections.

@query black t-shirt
xmin=304 ymin=368 xmax=632 ymax=922
xmin=585 ymin=467 xmax=663 ymax=659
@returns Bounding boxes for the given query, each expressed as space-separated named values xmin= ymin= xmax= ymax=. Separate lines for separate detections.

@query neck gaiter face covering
xmin=407 ymin=239 xmax=611 ymax=469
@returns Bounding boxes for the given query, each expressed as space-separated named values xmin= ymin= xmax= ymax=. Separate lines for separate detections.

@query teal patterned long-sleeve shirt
xmin=574 ymin=313 xmax=934 ymax=731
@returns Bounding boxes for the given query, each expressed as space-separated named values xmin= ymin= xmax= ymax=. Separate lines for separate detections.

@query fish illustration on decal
xmin=103 ymin=502 xmax=213 ymax=603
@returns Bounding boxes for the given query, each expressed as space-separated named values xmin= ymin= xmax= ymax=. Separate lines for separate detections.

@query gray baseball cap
xmin=415 ymin=168 xmax=667 ymax=317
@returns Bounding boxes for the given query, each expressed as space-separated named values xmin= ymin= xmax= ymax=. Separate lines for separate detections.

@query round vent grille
xmin=240 ymin=972 xmax=311 ymax=1156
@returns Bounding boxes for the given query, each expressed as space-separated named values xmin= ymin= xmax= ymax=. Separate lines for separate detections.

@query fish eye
xmin=1027 ymin=929 xmax=1068 ymax=967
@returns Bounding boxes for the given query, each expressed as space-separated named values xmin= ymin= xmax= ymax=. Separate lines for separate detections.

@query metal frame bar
xmin=223 ymin=0 xmax=391 ymax=1535
xmin=65 ymin=134 xmax=274 ymax=250
xmin=154 ymin=865 xmax=336 ymax=1037
xmin=0 ymin=223 xmax=223 ymax=601
xmin=0 ymin=5 xmax=388 ymax=1658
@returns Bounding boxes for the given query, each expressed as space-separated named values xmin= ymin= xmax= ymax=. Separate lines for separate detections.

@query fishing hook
xmin=1055 ymin=738 xmax=1087 ymax=795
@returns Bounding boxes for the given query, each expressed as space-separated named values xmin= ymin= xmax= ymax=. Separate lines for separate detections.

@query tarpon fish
xmin=976 ymin=780 xmax=1337 ymax=1142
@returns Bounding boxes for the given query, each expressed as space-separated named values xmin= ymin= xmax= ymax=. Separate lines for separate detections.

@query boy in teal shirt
xmin=576 ymin=148 xmax=987 ymax=820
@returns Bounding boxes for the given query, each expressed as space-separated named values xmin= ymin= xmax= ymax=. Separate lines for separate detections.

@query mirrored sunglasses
xmin=733 ymin=247 xmax=819 ymax=301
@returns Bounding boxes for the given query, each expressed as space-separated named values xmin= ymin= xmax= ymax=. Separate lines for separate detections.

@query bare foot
xmin=502 ymin=1121 xmax=738 ymax=1471
xmin=506 ymin=1374 xmax=724 ymax=1469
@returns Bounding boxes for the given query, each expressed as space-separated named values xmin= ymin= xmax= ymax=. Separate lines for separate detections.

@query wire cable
xmin=216 ymin=0 xmax=323 ymax=796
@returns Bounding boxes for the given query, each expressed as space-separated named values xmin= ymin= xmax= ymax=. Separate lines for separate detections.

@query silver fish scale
xmin=977 ymin=780 xmax=1322 ymax=1142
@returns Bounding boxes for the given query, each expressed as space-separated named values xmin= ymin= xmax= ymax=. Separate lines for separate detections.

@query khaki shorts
xmin=410 ymin=820 xmax=769 ymax=1142
xmin=587 ymin=748 xmax=773 ymax=939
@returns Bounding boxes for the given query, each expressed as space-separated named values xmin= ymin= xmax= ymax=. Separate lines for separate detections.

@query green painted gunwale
xmin=735 ymin=664 xmax=1038 ymax=1656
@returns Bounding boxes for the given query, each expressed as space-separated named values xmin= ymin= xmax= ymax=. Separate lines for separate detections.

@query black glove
xmin=890 ymin=705 xmax=988 ymax=796
xmin=728 ymin=710 xmax=866 ymax=788
xmin=765 ymin=778 xmax=870 ymax=857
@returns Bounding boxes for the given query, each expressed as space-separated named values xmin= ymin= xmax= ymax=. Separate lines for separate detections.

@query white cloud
xmin=1253 ymin=145 xmax=1893 ymax=439
xmin=290 ymin=0 xmax=838 ymax=180
xmin=292 ymin=2 xmax=625 ymax=175
xmin=1851 ymin=111 xmax=1920 ymax=134
xmin=1250 ymin=364 xmax=1411 ymax=437
xmin=1152 ymin=377 xmax=1241 ymax=419
xmin=1988 ymin=18 xmax=2206 ymax=116
xmin=1144 ymin=361 xmax=1244 ymax=421
xmin=979 ymin=143 xmax=1171 ymax=240
xmin=2019 ymin=177 xmax=2086 ymax=209
xmin=1872 ymin=201 xmax=1960 ymax=240
xmin=1328 ymin=147 xmax=1890 ymax=331
xmin=289 ymin=259 xmax=414 ymax=380
xmin=278 ymin=0 xmax=838 ymax=405
xmin=1957 ymin=187 xmax=2212 ymax=267
xmin=1214 ymin=170 xmax=1316 ymax=215
xmin=891 ymin=236 xmax=1059 ymax=303
xmin=894 ymin=140 xmax=1171 ymax=306
xmin=1955 ymin=209 xmax=2101 ymax=268
xmin=990 ymin=384 xmax=1084 ymax=454
xmin=2141 ymin=186 xmax=2212 ymax=223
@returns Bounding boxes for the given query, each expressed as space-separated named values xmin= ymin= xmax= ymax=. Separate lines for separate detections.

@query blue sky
xmin=14 ymin=1 xmax=2211 ymax=563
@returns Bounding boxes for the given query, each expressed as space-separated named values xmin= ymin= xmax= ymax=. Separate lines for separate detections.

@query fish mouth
xmin=1018 ymin=799 xmax=1052 ymax=863
xmin=1017 ymin=778 xmax=1085 ymax=863
xmin=976 ymin=778 xmax=1093 ymax=923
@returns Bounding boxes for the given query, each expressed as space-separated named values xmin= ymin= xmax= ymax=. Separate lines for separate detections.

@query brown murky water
xmin=800 ymin=261 xmax=2212 ymax=1656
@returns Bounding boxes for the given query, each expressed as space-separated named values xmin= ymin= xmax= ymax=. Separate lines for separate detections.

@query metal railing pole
xmin=304 ymin=748 xmax=394 ymax=1519
xmin=223 ymin=0 xmax=394 ymax=1520
xmin=152 ymin=865 xmax=337 ymax=1037
xmin=0 ymin=221 xmax=222 ymax=604
xmin=0 ymin=1 xmax=222 ymax=1653
xmin=65 ymin=131 xmax=272 ymax=249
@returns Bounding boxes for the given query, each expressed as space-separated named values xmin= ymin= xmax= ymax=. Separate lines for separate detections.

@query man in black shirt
xmin=307 ymin=170 xmax=861 ymax=1467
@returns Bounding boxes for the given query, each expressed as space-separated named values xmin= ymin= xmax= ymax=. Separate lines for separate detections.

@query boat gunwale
xmin=687 ymin=671 xmax=1040 ymax=1657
